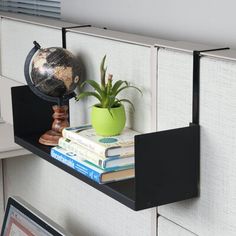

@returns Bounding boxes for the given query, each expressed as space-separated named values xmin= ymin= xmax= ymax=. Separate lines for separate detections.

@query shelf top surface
xmin=15 ymin=134 xmax=136 ymax=209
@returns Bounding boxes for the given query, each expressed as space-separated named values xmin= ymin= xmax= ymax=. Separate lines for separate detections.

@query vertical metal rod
xmin=62 ymin=27 xmax=67 ymax=49
xmin=192 ymin=47 xmax=230 ymax=125
xmin=192 ymin=51 xmax=200 ymax=125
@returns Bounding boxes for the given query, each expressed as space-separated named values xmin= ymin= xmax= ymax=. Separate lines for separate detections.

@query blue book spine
xmin=50 ymin=147 xmax=102 ymax=183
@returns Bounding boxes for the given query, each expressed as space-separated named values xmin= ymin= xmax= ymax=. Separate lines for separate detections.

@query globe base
xmin=39 ymin=130 xmax=61 ymax=146
xmin=39 ymin=105 xmax=69 ymax=146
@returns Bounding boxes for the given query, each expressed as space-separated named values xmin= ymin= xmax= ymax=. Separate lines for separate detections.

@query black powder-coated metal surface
xmin=14 ymin=134 xmax=136 ymax=209
xmin=12 ymin=85 xmax=200 ymax=211
xmin=135 ymin=124 xmax=200 ymax=210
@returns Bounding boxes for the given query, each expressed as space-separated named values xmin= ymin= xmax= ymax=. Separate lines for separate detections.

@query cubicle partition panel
xmin=2 ymin=15 xmax=159 ymax=236
xmin=158 ymin=48 xmax=236 ymax=235
xmin=2 ymin=11 xmax=235 ymax=236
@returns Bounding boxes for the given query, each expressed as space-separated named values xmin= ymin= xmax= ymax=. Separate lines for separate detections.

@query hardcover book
xmin=62 ymin=125 xmax=140 ymax=157
xmin=58 ymin=137 xmax=134 ymax=169
xmin=50 ymin=146 xmax=134 ymax=184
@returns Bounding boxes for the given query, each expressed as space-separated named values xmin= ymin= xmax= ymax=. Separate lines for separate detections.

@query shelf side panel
xmin=11 ymin=85 xmax=56 ymax=137
xmin=135 ymin=125 xmax=200 ymax=210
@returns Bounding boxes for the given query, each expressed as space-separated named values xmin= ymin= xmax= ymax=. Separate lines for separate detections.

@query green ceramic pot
xmin=91 ymin=104 xmax=126 ymax=136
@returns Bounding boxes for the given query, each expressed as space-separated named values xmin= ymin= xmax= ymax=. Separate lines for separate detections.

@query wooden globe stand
xmin=39 ymin=105 xmax=69 ymax=146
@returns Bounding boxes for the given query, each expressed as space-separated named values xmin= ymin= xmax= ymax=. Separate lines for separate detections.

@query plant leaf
xmin=108 ymin=95 xmax=116 ymax=108
xmin=80 ymin=80 xmax=104 ymax=96
xmin=115 ymin=85 xmax=142 ymax=97
xmin=117 ymin=98 xmax=135 ymax=111
xmin=75 ymin=91 xmax=102 ymax=103
xmin=113 ymin=99 xmax=121 ymax=107
xmin=100 ymin=55 xmax=107 ymax=88
xmin=112 ymin=80 xmax=128 ymax=95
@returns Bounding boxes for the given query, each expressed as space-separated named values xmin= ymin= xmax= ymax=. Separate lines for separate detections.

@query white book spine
xmin=58 ymin=137 xmax=106 ymax=167
xmin=62 ymin=129 xmax=107 ymax=157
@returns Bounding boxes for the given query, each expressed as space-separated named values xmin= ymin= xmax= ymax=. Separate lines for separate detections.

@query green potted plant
xmin=76 ymin=55 xmax=141 ymax=136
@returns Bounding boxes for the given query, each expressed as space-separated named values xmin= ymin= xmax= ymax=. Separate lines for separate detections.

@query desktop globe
xmin=24 ymin=41 xmax=80 ymax=146
xmin=31 ymin=47 xmax=80 ymax=97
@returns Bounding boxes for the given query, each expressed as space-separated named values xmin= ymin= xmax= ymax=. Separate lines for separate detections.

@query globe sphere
xmin=30 ymin=47 xmax=80 ymax=97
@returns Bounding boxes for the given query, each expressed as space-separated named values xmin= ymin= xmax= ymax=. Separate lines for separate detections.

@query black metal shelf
xmin=11 ymin=85 xmax=200 ymax=211
xmin=15 ymin=134 xmax=136 ymax=209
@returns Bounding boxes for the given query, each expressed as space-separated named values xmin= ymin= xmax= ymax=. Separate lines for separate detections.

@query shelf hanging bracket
xmin=61 ymin=25 xmax=91 ymax=49
xmin=192 ymin=47 xmax=230 ymax=125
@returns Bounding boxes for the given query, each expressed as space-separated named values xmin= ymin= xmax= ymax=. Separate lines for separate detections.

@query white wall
xmin=62 ymin=0 xmax=235 ymax=48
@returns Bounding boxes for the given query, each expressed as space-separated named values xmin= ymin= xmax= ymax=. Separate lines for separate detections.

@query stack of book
xmin=50 ymin=125 xmax=140 ymax=184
